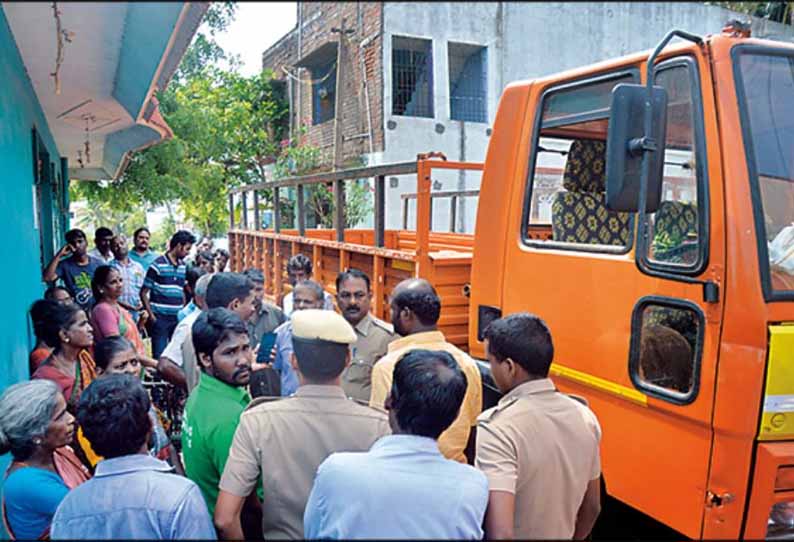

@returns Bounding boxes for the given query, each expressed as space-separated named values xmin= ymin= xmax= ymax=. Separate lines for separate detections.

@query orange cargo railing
xmin=227 ymin=154 xmax=483 ymax=350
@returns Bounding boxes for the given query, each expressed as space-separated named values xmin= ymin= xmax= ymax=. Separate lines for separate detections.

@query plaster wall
xmin=377 ymin=2 xmax=794 ymax=232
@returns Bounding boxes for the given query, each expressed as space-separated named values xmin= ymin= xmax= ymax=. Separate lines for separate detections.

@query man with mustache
xmin=181 ymin=308 xmax=257 ymax=523
xmin=129 ymin=227 xmax=157 ymax=272
xmin=337 ymin=269 xmax=395 ymax=403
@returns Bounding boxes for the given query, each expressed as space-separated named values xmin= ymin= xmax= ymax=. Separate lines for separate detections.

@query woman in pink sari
xmin=89 ymin=266 xmax=156 ymax=370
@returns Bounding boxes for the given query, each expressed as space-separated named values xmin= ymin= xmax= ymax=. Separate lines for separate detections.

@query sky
xmin=211 ymin=2 xmax=297 ymax=77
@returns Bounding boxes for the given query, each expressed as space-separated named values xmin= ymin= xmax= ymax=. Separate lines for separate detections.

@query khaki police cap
xmin=292 ymin=309 xmax=357 ymax=345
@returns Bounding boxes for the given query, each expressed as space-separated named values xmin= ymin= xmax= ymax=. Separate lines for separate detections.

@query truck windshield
xmin=736 ymin=51 xmax=794 ymax=295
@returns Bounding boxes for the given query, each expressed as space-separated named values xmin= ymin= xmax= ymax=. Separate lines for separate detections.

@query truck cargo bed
xmin=229 ymin=227 xmax=473 ymax=350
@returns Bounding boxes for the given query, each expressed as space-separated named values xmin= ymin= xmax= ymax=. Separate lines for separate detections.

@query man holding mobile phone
xmin=242 ymin=268 xmax=286 ymax=348
xmin=42 ymin=228 xmax=103 ymax=312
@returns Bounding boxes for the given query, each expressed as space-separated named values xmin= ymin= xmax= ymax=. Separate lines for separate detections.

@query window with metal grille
xmin=449 ymin=42 xmax=487 ymax=123
xmin=312 ymin=60 xmax=336 ymax=125
xmin=392 ymin=36 xmax=434 ymax=118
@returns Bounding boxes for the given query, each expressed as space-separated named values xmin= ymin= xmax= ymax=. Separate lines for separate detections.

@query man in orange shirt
xmin=369 ymin=278 xmax=482 ymax=463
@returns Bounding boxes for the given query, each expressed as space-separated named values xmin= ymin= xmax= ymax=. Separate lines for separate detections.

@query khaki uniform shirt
xmin=219 ymin=385 xmax=390 ymax=540
xmin=341 ymin=314 xmax=395 ymax=403
xmin=369 ymin=331 xmax=482 ymax=463
xmin=248 ymin=302 xmax=286 ymax=347
xmin=475 ymin=378 xmax=602 ymax=539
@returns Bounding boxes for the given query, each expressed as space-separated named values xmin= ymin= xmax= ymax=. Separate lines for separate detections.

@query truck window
xmin=630 ymin=298 xmax=703 ymax=403
xmin=643 ymin=58 xmax=706 ymax=271
xmin=734 ymin=49 xmax=794 ymax=298
xmin=523 ymin=72 xmax=636 ymax=252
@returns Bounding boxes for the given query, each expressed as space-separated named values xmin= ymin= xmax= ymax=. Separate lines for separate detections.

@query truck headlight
xmin=768 ymin=502 xmax=794 ymax=539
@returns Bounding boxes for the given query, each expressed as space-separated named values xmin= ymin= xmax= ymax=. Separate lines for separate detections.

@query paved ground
xmin=592 ymin=495 xmax=687 ymax=540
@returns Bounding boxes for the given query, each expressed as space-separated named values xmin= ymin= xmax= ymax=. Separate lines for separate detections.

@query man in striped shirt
xmin=141 ymin=230 xmax=196 ymax=358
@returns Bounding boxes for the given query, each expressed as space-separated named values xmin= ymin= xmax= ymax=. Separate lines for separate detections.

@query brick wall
xmin=261 ymin=28 xmax=297 ymax=82
xmin=262 ymin=2 xmax=385 ymax=168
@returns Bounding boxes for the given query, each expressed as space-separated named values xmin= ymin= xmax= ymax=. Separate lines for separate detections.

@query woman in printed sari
xmin=31 ymin=300 xmax=97 ymax=413
xmin=89 ymin=266 xmax=157 ymax=370
xmin=76 ymin=336 xmax=184 ymax=474
xmin=0 ymin=380 xmax=91 ymax=540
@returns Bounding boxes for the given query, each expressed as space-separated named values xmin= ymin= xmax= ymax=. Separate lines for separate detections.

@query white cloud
xmin=210 ymin=2 xmax=297 ymax=77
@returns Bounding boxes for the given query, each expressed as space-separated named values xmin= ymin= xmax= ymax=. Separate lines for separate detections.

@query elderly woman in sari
xmin=0 ymin=380 xmax=90 ymax=540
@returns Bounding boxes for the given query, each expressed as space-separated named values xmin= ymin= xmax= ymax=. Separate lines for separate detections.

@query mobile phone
xmin=257 ymin=332 xmax=277 ymax=364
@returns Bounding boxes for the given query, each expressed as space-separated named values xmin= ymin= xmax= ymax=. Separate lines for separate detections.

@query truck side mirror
xmin=605 ymin=83 xmax=668 ymax=213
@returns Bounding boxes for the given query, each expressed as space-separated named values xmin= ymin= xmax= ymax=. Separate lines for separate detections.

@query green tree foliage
xmin=273 ymin=140 xmax=372 ymax=229
xmin=708 ymin=1 xmax=794 ymax=24
xmin=74 ymin=2 xmax=290 ymax=237
xmin=70 ymin=185 xmax=148 ymax=237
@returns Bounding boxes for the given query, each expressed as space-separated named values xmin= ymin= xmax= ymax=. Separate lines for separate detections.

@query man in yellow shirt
xmin=370 ymin=278 xmax=482 ymax=463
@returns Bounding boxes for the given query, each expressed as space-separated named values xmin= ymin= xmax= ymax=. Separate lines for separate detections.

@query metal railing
xmin=228 ymin=153 xmax=483 ymax=274
xmin=400 ymin=189 xmax=480 ymax=233
xmin=229 ymin=160 xmax=419 ymax=247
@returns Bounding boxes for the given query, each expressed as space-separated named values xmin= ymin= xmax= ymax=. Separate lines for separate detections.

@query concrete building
xmin=263 ymin=2 xmax=794 ymax=233
xmin=0 ymin=2 xmax=205 ymax=405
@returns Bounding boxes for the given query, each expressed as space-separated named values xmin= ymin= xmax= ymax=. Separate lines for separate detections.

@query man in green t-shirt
xmin=182 ymin=307 xmax=260 ymax=535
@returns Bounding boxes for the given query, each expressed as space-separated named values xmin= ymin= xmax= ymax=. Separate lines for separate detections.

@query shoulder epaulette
xmin=244 ymin=395 xmax=285 ymax=412
xmin=370 ymin=316 xmax=395 ymax=335
xmin=349 ymin=396 xmax=388 ymax=414
xmin=477 ymin=395 xmax=520 ymax=424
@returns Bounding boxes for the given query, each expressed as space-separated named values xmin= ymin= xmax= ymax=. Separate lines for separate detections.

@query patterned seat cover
xmin=551 ymin=139 xmax=631 ymax=246
xmin=651 ymin=200 xmax=698 ymax=263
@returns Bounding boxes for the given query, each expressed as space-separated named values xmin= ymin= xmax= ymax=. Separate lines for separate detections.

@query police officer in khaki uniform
xmin=336 ymin=269 xmax=395 ymax=403
xmin=475 ymin=313 xmax=602 ymax=540
xmin=214 ymin=309 xmax=390 ymax=540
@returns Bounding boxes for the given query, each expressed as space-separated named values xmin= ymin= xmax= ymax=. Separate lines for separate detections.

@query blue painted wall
xmin=0 ymin=7 xmax=67 ymax=520
xmin=0 ymin=5 xmax=68 ymax=537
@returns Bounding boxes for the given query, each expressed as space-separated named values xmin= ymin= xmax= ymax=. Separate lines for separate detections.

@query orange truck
xmin=229 ymin=23 xmax=794 ymax=539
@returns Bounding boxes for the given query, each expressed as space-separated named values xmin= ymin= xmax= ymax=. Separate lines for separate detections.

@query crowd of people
xmin=0 ymin=225 xmax=604 ymax=540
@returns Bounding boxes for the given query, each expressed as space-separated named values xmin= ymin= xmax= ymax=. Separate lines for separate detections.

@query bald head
xmin=390 ymin=278 xmax=441 ymax=336
xmin=392 ymin=278 xmax=435 ymax=297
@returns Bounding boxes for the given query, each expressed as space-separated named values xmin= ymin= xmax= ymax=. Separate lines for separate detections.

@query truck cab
xmin=469 ymin=26 xmax=794 ymax=539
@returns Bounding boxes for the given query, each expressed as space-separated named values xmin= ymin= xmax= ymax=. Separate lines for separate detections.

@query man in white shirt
xmin=282 ymin=254 xmax=334 ymax=316
xmin=158 ymin=273 xmax=213 ymax=390
xmin=88 ymin=226 xmax=114 ymax=264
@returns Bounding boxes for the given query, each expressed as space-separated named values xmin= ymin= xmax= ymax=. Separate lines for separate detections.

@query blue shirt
xmin=50 ymin=454 xmax=215 ymax=540
xmin=304 ymin=434 xmax=489 ymax=539
xmin=3 ymin=466 xmax=68 ymax=539
xmin=129 ymin=249 xmax=158 ymax=271
xmin=178 ymin=300 xmax=199 ymax=322
xmin=143 ymin=254 xmax=186 ymax=319
xmin=55 ymin=255 xmax=103 ymax=311
xmin=273 ymin=321 xmax=299 ymax=396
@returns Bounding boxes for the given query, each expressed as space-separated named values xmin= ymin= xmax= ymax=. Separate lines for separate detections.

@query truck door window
xmin=523 ymin=71 xmax=637 ymax=252
xmin=642 ymin=58 xmax=708 ymax=273
xmin=629 ymin=297 xmax=704 ymax=404
xmin=734 ymin=49 xmax=794 ymax=300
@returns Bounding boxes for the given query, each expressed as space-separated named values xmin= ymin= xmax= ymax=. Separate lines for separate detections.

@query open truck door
xmin=477 ymin=30 xmax=726 ymax=538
